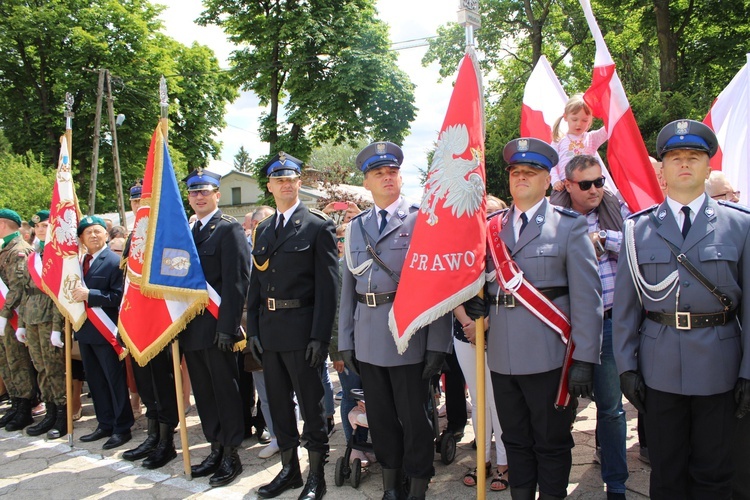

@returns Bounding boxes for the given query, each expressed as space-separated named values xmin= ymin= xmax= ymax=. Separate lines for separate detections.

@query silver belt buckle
xmin=676 ymin=312 xmax=691 ymax=330
xmin=267 ymin=298 xmax=276 ymax=311
xmin=502 ymin=294 xmax=516 ymax=308
xmin=365 ymin=293 xmax=377 ymax=308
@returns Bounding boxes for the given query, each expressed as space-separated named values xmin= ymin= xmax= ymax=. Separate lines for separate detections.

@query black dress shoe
xmin=192 ymin=443 xmax=223 ymax=477
xmin=209 ymin=447 xmax=242 ymax=487
xmin=80 ymin=428 xmax=113 ymax=442
xmin=257 ymin=427 xmax=271 ymax=445
xmin=102 ymin=432 xmax=132 ymax=450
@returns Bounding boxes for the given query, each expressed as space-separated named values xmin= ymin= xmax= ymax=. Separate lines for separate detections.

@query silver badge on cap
xmin=517 ymin=139 xmax=529 ymax=152
xmin=676 ymin=120 xmax=689 ymax=135
xmin=376 ymin=143 xmax=387 ymax=155
xmin=279 ymin=151 xmax=287 ymax=164
xmin=705 ymin=206 xmax=715 ymax=217
xmin=658 ymin=210 xmax=667 ymax=220
xmin=535 ymin=214 xmax=544 ymax=224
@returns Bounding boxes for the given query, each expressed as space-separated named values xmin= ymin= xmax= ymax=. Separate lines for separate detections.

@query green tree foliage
xmin=198 ymin=0 xmax=417 ymax=163
xmin=0 ymin=0 xmax=237 ymax=213
xmin=233 ymin=145 xmax=253 ymax=173
xmin=0 ymin=151 xmax=56 ymax=220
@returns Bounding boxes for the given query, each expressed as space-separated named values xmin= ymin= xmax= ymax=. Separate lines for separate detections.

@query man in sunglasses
xmin=552 ymin=154 xmax=631 ymax=500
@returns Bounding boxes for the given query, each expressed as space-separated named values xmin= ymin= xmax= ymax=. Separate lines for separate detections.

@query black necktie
xmin=82 ymin=254 xmax=93 ymax=276
xmin=378 ymin=209 xmax=388 ymax=234
xmin=519 ymin=212 xmax=528 ymax=236
xmin=681 ymin=206 xmax=692 ymax=239
xmin=276 ymin=214 xmax=285 ymax=237
xmin=192 ymin=220 xmax=202 ymax=240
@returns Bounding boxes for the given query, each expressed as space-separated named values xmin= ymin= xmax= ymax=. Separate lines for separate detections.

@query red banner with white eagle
xmin=388 ymin=50 xmax=486 ymax=353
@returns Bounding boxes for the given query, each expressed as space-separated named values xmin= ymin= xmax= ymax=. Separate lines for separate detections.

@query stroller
xmin=334 ymin=388 xmax=374 ymax=488
xmin=430 ymin=376 xmax=457 ymax=465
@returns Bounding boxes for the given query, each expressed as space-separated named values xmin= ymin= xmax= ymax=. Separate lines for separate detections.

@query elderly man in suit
xmin=73 ymin=216 xmax=133 ymax=449
xmin=468 ymin=138 xmax=602 ymax=500
xmin=247 ymin=152 xmax=338 ymax=500
xmin=614 ymin=119 xmax=750 ymax=499
xmin=338 ymin=141 xmax=453 ymax=500
xmin=181 ymin=168 xmax=251 ymax=488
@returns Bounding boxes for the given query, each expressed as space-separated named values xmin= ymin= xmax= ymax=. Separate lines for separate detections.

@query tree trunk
xmin=267 ymin=42 xmax=280 ymax=153
xmin=653 ymin=0 xmax=678 ymax=91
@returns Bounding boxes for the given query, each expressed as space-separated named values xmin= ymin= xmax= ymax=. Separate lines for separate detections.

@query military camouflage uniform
xmin=0 ymin=233 xmax=35 ymax=399
xmin=18 ymin=248 xmax=65 ymax=405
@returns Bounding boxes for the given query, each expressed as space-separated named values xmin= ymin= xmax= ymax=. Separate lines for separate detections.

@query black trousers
xmin=733 ymin=413 xmax=750 ymax=500
xmin=360 ymin=361 xmax=434 ymax=479
xmin=184 ymin=346 xmax=244 ymax=448
xmin=443 ymin=348 xmax=467 ymax=433
xmin=491 ymin=368 xmax=574 ymax=498
xmin=645 ymin=386 xmax=735 ymax=500
xmin=236 ymin=352 xmax=258 ymax=437
xmin=131 ymin=346 xmax=179 ymax=427
xmin=263 ymin=349 xmax=328 ymax=453
xmin=79 ymin=342 xmax=134 ymax=434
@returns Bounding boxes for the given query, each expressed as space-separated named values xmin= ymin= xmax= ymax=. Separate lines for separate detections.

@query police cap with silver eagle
xmin=503 ymin=137 xmax=558 ymax=171
xmin=129 ymin=180 xmax=143 ymax=200
xmin=356 ymin=141 xmax=403 ymax=173
xmin=183 ymin=167 xmax=221 ymax=191
xmin=265 ymin=152 xmax=303 ymax=178
xmin=656 ymin=119 xmax=718 ymax=160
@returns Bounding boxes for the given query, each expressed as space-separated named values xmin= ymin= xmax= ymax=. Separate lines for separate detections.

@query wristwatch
xmin=598 ymin=230 xmax=607 ymax=242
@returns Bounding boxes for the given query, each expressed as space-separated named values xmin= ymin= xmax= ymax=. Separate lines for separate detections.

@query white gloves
xmin=15 ymin=327 xmax=26 ymax=343
xmin=0 ymin=316 xmax=6 ymax=335
xmin=50 ymin=330 xmax=64 ymax=348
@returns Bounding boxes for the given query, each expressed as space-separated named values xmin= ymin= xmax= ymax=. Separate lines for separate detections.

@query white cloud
xmin=160 ymin=0 xmax=461 ymax=200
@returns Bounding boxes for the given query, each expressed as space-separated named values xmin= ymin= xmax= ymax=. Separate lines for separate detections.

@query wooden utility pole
xmin=89 ymin=69 xmax=106 ymax=214
xmin=106 ymin=70 xmax=127 ymax=229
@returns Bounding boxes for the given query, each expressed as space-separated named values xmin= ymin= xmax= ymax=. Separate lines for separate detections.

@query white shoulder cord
xmin=344 ymin=221 xmax=373 ymax=276
xmin=624 ymin=218 xmax=680 ymax=306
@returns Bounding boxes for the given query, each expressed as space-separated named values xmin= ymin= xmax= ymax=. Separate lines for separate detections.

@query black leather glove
xmin=305 ymin=340 xmax=328 ymax=368
xmin=735 ymin=378 xmax=750 ymax=418
xmin=248 ymin=336 xmax=264 ymax=365
xmin=463 ymin=295 xmax=487 ymax=320
xmin=341 ymin=350 xmax=359 ymax=376
xmin=215 ymin=332 xmax=235 ymax=353
xmin=619 ymin=370 xmax=647 ymax=414
xmin=568 ymin=360 xmax=594 ymax=399
xmin=422 ymin=350 xmax=447 ymax=380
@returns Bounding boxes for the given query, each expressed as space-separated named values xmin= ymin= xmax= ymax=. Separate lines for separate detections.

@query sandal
xmin=463 ymin=461 xmax=492 ymax=487
xmin=490 ymin=466 xmax=509 ymax=492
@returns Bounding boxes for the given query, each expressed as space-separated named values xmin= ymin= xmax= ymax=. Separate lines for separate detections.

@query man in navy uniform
xmin=338 ymin=142 xmax=453 ymax=500
xmin=74 ymin=216 xmax=133 ymax=449
xmin=247 ymin=152 xmax=338 ymax=500
xmin=469 ymin=138 xmax=602 ymax=500
xmin=614 ymin=119 xmax=750 ymax=499
xmin=181 ymin=168 xmax=251 ymax=487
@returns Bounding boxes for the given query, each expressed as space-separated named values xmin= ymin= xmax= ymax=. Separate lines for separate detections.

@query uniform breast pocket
xmin=636 ymin=247 xmax=672 ymax=284
xmin=389 ymin=235 xmax=410 ymax=260
xmin=522 ymin=243 xmax=559 ymax=280
xmin=282 ymin=239 xmax=310 ymax=253
xmin=200 ymin=245 xmax=217 ymax=257
xmin=698 ymin=245 xmax=737 ymax=286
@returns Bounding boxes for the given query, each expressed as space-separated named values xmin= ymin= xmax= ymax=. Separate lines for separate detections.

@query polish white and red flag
xmin=389 ymin=50 xmax=486 ymax=353
xmin=704 ymin=56 xmax=750 ymax=205
xmin=0 ymin=277 xmax=19 ymax=330
xmin=579 ymin=0 xmax=663 ymax=211
xmin=41 ymin=136 xmax=86 ymax=330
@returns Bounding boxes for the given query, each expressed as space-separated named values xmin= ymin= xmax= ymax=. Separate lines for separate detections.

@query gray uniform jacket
xmin=612 ymin=198 xmax=750 ymax=396
xmin=486 ymin=200 xmax=603 ymax=375
xmin=339 ymin=198 xmax=452 ymax=367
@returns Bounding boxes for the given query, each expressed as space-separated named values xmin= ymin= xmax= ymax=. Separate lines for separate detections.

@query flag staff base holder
xmin=171 ymin=340 xmax=192 ymax=479
xmin=65 ymin=318 xmax=73 ymax=447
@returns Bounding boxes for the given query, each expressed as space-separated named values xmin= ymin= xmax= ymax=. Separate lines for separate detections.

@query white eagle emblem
xmin=130 ymin=216 xmax=149 ymax=263
xmin=420 ymin=124 xmax=484 ymax=226
xmin=54 ymin=209 xmax=78 ymax=247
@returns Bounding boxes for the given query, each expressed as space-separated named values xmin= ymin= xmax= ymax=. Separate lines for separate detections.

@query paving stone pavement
xmin=0 ymin=375 xmax=650 ymax=499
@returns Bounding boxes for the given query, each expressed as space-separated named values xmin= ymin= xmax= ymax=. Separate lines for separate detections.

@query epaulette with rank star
xmin=553 ymin=206 xmax=581 ymax=218
xmin=718 ymin=200 xmax=750 ymax=214
xmin=308 ymin=207 xmax=330 ymax=220
xmin=626 ymin=203 xmax=659 ymax=220
xmin=221 ymin=214 xmax=237 ymax=223
xmin=408 ymin=203 xmax=420 ymax=214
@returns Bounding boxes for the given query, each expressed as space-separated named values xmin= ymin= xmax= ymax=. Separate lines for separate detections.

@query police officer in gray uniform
xmin=339 ymin=141 xmax=453 ymax=500
xmin=473 ymin=138 xmax=602 ymax=500
xmin=613 ymin=119 xmax=750 ymax=499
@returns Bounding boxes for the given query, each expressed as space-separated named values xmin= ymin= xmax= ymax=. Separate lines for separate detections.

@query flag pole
xmin=159 ymin=75 xmax=192 ymax=479
xmin=63 ymin=92 xmax=75 ymax=446
xmin=457 ymin=1 xmax=487 ymax=496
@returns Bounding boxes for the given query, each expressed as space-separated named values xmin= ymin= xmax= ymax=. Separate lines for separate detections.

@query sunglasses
xmin=572 ymin=176 xmax=606 ymax=191
xmin=337 ymin=237 xmax=345 ymax=243
xmin=188 ymin=189 xmax=217 ymax=197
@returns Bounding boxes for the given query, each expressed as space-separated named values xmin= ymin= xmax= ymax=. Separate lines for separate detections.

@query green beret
xmin=77 ymin=215 xmax=107 ymax=236
xmin=31 ymin=210 xmax=50 ymax=225
xmin=0 ymin=209 xmax=22 ymax=226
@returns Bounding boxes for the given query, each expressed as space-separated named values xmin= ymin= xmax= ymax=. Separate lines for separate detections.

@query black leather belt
xmin=265 ymin=297 xmax=314 ymax=311
xmin=646 ymin=310 xmax=735 ymax=330
xmin=356 ymin=292 xmax=396 ymax=307
xmin=603 ymin=309 xmax=612 ymax=320
xmin=489 ymin=287 xmax=569 ymax=308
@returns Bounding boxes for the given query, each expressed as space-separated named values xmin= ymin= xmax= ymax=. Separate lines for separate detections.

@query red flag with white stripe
xmin=521 ymin=55 xmax=569 ymax=143
xmin=704 ymin=56 xmax=750 ymax=205
xmin=579 ymin=0 xmax=663 ymax=212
